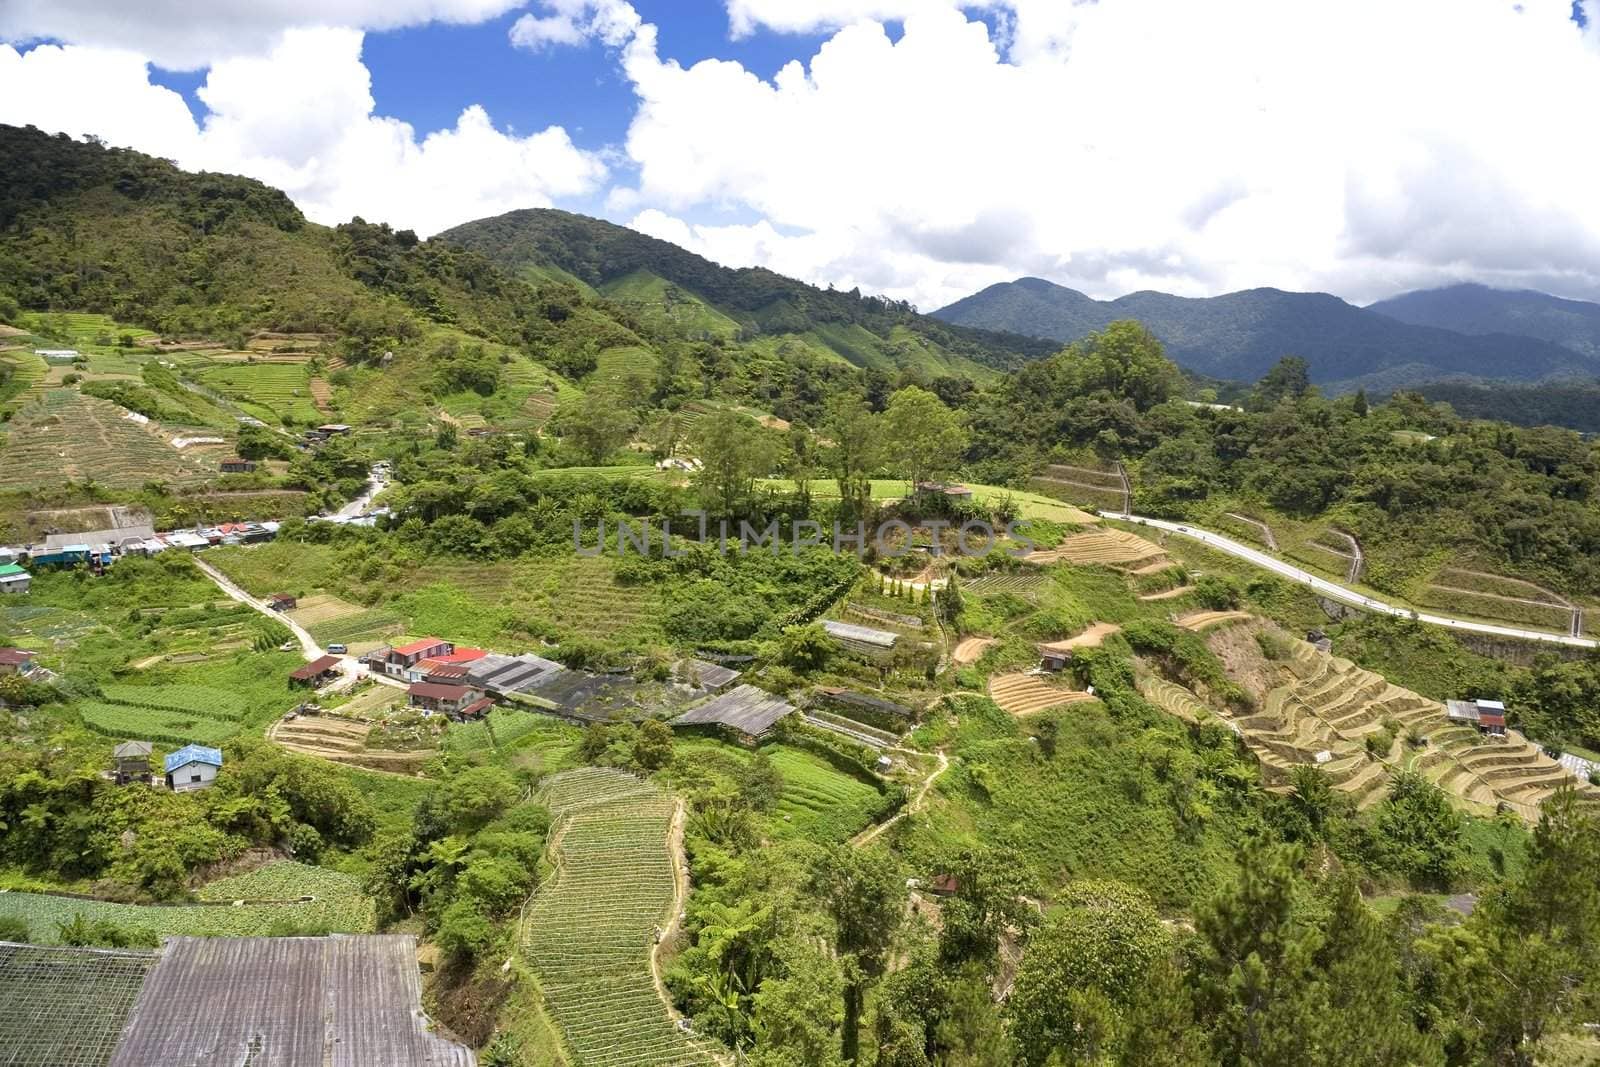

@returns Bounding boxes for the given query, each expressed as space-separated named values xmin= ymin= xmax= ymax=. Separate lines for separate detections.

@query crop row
xmin=100 ymin=683 xmax=246 ymax=721
xmin=77 ymin=701 xmax=237 ymax=747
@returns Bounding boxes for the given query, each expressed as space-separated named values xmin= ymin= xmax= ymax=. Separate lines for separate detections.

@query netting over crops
xmin=0 ymin=941 xmax=155 ymax=1067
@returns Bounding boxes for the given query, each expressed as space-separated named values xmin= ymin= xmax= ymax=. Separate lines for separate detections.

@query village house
xmin=0 ymin=648 xmax=36 ymax=675
xmin=289 ymin=655 xmax=342 ymax=688
xmin=408 ymin=681 xmax=483 ymax=716
xmin=406 ymin=658 xmax=473 ymax=685
xmin=457 ymin=696 xmax=495 ymax=720
xmin=0 ymin=564 xmax=30 ymax=594
xmin=1446 ymin=698 xmax=1509 ymax=737
xmin=266 ymin=593 xmax=298 ymax=611
xmin=112 ymin=741 xmax=153 ymax=785
xmin=164 ymin=745 xmax=223 ymax=792
xmin=219 ymin=457 xmax=257 ymax=474
xmin=381 ymin=637 xmax=455 ymax=679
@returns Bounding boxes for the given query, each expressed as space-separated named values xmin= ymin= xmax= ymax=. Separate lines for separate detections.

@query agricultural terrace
xmin=192 ymin=361 xmax=321 ymax=425
xmin=0 ymin=390 xmax=222 ymax=490
xmin=0 ymin=862 xmax=375 ymax=944
xmin=523 ymin=768 xmax=714 ymax=1067
xmin=765 ymin=747 xmax=888 ymax=842
xmin=756 ymin=478 xmax=1098 ymax=524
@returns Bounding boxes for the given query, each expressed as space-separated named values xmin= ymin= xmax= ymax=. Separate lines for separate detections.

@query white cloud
xmin=509 ymin=0 xmax=643 ymax=52
xmin=0 ymin=0 xmax=525 ymax=70
xmin=0 ymin=29 xmax=607 ymax=237
xmin=603 ymin=0 xmax=1600 ymax=309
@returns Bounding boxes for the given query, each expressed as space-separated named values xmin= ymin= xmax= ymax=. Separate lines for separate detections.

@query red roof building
xmin=457 ymin=697 xmax=494 ymax=720
xmin=413 ymin=659 xmax=470 ymax=682
xmin=432 ymin=647 xmax=487 ymax=665
xmin=289 ymin=655 xmax=342 ymax=686
xmin=408 ymin=681 xmax=480 ymax=713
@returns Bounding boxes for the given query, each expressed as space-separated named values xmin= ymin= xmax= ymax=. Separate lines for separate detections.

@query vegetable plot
xmin=523 ymin=767 xmax=713 ymax=1067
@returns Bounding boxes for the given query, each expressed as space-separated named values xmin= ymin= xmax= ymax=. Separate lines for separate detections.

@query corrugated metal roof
xmin=394 ymin=637 xmax=450 ymax=657
xmin=822 ymin=620 xmax=899 ymax=648
xmin=673 ymin=684 xmax=795 ymax=737
xmin=163 ymin=745 xmax=223 ymax=774
xmin=409 ymin=682 xmax=471 ymax=701
xmin=114 ymin=741 xmax=154 ymax=758
xmin=289 ymin=655 xmax=342 ymax=680
xmin=109 ymin=935 xmax=474 ymax=1067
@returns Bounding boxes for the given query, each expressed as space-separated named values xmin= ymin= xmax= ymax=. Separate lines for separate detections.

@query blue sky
xmin=4 ymin=1 xmax=1599 ymax=307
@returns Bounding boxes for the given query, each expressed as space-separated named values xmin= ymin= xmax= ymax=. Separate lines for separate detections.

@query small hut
xmin=113 ymin=740 xmax=153 ymax=784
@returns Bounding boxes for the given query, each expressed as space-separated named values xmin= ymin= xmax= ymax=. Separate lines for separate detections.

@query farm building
xmin=408 ymin=659 xmax=472 ymax=684
xmin=431 ymin=646 xmax=487 ymax=665
xmin=465 ymin=652 xmax=566 ymax=695
xmin=815 ymin=687 xmax=914 ymax=720
xmin=267 ymin=593 xmax=298 ymax=611
xmin=317 ymin=424 xmax=353 ymax=436
xmin=380 ymin=637 xmax=455 ymax=678
xmin=29 ymin=543 xmax=90 ymax=567
xmin=112 ymin=740 xmax=153 ymax=784
xmin=1306 ymin=629 xmax=1334 ymax=654
xmin=289 ymin=655 xmax=343 ymax=688
xmin=457 ymin=696 xmax=495 ymax=721
xmin=823 ymin=619 xmax=900 ymax=655
xmin=164 ymin=745 xmax=223 ymax=792
xmin=0 ymin=564 xmax=30 ymax=594
xmin=1039 ymin=646 xmax=1071 ymax=671
xmin=161 ymin=531 xmax=210 ymax=551
xmin=408 ymin=681 xmax=483 ymax=715
xmin=673 ymin=684 xmax=796 ymax=742
xmin=220 ymin=457 xmax=257 ymax=473
xmin=106 ymin=935 xmax=475 ymax=1067
xmin=0 ymin=648 xmax=36 ymax=675
xmin=1446 ymin=698 xmax=1509 ymax=737
xmin=675 ymin=657 xmax=742 ymax=691
xmin=0 ymin=546 xmax=17 ymax=565
xmin=33 ymin=348 xmax=80 ymax=361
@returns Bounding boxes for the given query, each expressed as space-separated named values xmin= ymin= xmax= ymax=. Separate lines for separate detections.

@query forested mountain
xmin=1370 ymin=283 xmax=1600 ymax=358
xmin=1411 ymin=377 xmax=1600 ymax=433
xmin=933 ymin=276 xmax=1599 ymax=389
xmin=437 ymin=208 xmax=1055 ymax=374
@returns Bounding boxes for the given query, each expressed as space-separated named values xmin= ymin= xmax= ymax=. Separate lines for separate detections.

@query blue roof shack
xmin=30 ymin=544 xmax=90 ymax=567
xmin=164 ymin=745 xmax=223 ymax=793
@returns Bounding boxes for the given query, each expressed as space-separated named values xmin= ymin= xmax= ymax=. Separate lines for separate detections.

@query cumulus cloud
xmin=603 ymin=0 xmax=1600 ymax=308
xmin=0 ymin=29 xmax=607 ymax=237
xmin=0 ymin=0 xmax=526 ymax=70
xmin=509 ymin=0 xmax=642 ymax=52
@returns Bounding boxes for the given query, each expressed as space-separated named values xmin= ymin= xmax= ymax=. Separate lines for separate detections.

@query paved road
xmin=191 ymin=556 xmax=383 ymax=684
xmin=1103 ymin=511 xmax=1599 ymax=651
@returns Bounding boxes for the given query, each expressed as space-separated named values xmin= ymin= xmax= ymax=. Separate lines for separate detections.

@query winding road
xmin=1103 ymin=511 xmax=1598 ymax=651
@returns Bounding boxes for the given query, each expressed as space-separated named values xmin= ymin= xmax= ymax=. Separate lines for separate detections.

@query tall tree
xmin=881 ymin=386 xmax=967 ymax=492
xmin=826 ymin=393 xmax=881 ymax=520
xmin=692 ymin=410 xmax=780 ymax=517
xmin=810 ymin=845 xmax=905 ymax=1062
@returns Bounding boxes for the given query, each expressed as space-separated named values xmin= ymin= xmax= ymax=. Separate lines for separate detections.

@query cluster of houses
xmin=0 ymin=521 xmax=282 ymax=578
xmin=352 ymin=638 xmax=498 ymax=720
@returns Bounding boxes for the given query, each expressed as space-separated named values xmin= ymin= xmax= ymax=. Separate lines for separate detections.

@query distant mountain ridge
xmin=1368 ymin=283 xmax=1600 ymax=359
xmin=933 ymin=277 xmax=1600 ymax=390
xmin=437 ymin=209 xmax=1057 ymax=376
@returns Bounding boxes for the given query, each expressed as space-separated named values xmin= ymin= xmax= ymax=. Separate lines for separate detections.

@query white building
xmin=164 ymin=745 xmax=223 ymax=792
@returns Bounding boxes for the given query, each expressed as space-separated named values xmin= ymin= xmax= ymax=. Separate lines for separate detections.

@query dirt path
xmin=952 ymin=636 xmax=997 ymax=666
xmin=853 ymin=749 xmax=950 ymax=848
xmin=1038 ymin=621 xmax=1120 ymax=653
xmin=1139 ymin=584 xmax=1194 ymax=601
xmin=650 ymin=798 xmax=733 ymax=1066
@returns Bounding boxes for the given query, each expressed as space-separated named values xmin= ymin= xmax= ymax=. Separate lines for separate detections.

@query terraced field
xmin=1024 ymin=528 xmax=1169 ymax=573
xmin=269 ymin=713 xmax=430 ymax=774
xmin=77 ymin=682 xmax=252 ymax=747
xmin=1028 ymin=462 xmax=1127 ymax=510
xmin=963 ymin=572 xmax=1049 ymax=598
xmin=1150 ymin=624 xmax=1600 ymax=820
xmin=523 ymin=768 xmax=714 ymax=1067
xmin=0 ymin=862 xmax=375 ymax=943
xmin=592 ymin=345 xmax=660 ymax=390
xmin=416 ymin=556 xmax=664 ymax=642
xmin=1177 ymin=610 xmax=1253 ymax=632
xmin=193 ymin=362 xmax=321 ymax=424
xmin=0 ymin=390 xmax=220 ymax=489
xmin=988 ymin=673 xmax=1098 ymax=716
xmin=767 ymin=746 xmax=887 ymax=842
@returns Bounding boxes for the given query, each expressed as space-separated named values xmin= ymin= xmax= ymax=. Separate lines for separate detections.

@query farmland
xmin=0 ymin=862 xmax=375 ymax=944
xmin=0 ymin=942 xmax=154 ymax=1067
xmin=523 ymin=767 xmax=713 ymax=1067
xmin=767 ymin=747 xmax=887 ymax=842
xmin=192 ymin=362 xmax=321 ymax=425
xmin=77 ymin=701 xmax=236 ymax=747
xmin=0 ymin=389 xmax=222 ymax=490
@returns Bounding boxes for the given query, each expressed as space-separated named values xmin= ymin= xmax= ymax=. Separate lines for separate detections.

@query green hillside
xmin=437 ymin=207 xmax=1054 ymax=375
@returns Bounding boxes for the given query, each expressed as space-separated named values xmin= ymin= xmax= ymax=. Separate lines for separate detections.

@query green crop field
xmin=524 ymin=767 xmax=714 ymax=1067
xmin=592 ymin=344 xmax=660 ymax=389
xmin=0 ymin=390 xmax=221 ymax=490
xmin=100 ymin=683 xmax=247 ymax=721
xmin=0 ymin=862 xmax=375 ymax=944
xmin=76 ymin=701 xmax=238 ymax=747
xmin=600 ymin=270 xmax=742 ymax=339
xmin=443 ymin=706 xmax=574 ymax=754
xmin=194 ymin=362 xmax=321 ymax=424
xmin=307 ymin=608 xmax=407 ymax=646
xmin=19 ymin=311 xmax=159 ymax=354
xmin=766 ymin=747 xmax=886 ymax=842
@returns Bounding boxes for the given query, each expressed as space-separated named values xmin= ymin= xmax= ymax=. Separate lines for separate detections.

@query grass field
xmin=0 ymin=861 xmax=375 ymax=943
xmin=523 ymin=767 xmax=714 ymax=1067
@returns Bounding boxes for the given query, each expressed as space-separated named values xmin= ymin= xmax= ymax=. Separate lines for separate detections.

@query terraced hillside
xmin=0 ymin=389 xmax=222 ymax=490
xmin=1024 ymin=528 xmax=1169 ymax=573
xmin=988 ymin=672 xmax=1098 ymax=716
xmin=1142 ymin=622 xmax=1600 ymax=820
xmin=524 ymin=767 xmax=714 ymax=1067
